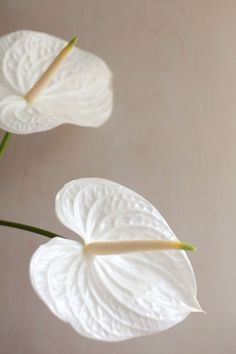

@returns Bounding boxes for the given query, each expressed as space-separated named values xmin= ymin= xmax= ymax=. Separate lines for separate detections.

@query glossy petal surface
xmin=30 ymin=178 xmax=201 ymax=341
xmin=0 ymin=31 xmax=113 ymax=133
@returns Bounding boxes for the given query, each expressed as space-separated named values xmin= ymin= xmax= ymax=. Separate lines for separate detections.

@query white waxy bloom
xmin=0 ymin=31 xmax=113 ymax=134
xmin=30 ymin=178 xmax=202 ymax=342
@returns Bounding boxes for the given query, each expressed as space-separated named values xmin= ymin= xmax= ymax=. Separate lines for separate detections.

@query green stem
xmin=0 ymin=132 xmax=12 ymax=159
xmin=0 ymin=220 xmax=64 ymax=239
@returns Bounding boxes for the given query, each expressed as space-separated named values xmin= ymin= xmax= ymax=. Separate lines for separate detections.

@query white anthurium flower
xmin=0 ymin=30 xmax=113 ymax=134
xmin=30 ymin=178 xmax=202 ymax=342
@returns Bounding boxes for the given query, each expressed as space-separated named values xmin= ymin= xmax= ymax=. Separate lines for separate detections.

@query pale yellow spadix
xmin=0 ymin=31 xmax=113 ymax=133
xmin=25 ymin=36 xmax=78 ymax=103
xmin=84 ymin=240 xmax=196 ymax=255
xmin=30 ymin=178 xmax=202 ymax=342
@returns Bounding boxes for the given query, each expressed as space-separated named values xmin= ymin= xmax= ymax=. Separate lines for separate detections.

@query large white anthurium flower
xmin=30 ymin=178 xmax=202 ymax=342
xmin=0 ymin=30 xmax=113 ymax=134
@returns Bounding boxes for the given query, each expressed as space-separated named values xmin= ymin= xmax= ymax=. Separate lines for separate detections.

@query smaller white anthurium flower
xmin=29 ymin=178 xmax=203 ymax=342
xmin=0 ymin=30 xmax=113 ymax=134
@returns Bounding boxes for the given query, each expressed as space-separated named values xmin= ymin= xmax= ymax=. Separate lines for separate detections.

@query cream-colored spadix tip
xmin=68 ymin=36 xmax=78 ymax=48
xmin=180 ymin=242 xmax=196 ymax=252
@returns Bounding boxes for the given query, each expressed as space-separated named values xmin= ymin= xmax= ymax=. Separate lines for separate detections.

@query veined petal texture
xmin=30 ymin=178 xmax=201 ymax=341
xmin=0 ymin=31 xmax=113 ymax=133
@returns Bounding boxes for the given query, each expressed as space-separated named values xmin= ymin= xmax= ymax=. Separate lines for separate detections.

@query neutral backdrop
xmin=0 ymin=1 xmax=235 ymax=353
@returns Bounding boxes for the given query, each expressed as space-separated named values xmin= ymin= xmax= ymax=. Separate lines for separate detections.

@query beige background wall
xmin=0 ymin=1 xmax=235 ymax=353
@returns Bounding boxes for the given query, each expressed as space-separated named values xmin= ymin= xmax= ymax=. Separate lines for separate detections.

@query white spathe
xmin=0 ymin=31 xmax=113 ymax=133
xmin=30 ymin=178 xmax=202 ymax=342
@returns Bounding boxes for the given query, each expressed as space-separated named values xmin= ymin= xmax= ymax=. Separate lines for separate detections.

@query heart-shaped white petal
xmin=0 ymin=31 xmax=113 ymax=133
xmin=30 ymin=178 xmax=201 ymax=341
